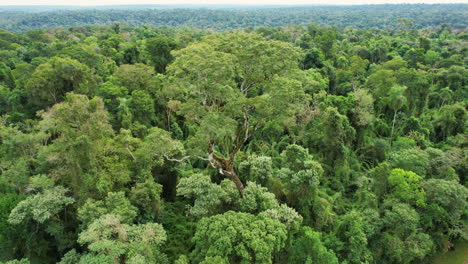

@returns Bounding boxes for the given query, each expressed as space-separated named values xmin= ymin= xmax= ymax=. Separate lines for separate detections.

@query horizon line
xmin=1 ymin=2 xmax=468 ymax=7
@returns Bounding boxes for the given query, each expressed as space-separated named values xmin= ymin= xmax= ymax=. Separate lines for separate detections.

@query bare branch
xmin=125 ymin=147 xmax=136 ymax=161
xmin=197 ymin=156 xmax=210 ymax=161
xmin=163 ymin=154 xmax=190 ymax=163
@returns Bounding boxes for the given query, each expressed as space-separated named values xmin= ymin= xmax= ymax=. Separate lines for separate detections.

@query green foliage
xmin=238 ymin=155 xmax=273 ymax=185
xmin=0 ymin=193 xmax=26 ymax=260
xmin=112 ymin=63 xmax=155 ymax=93
xmin=129 ymin=178 xmax=163 ymax=221
xmin=288 ymin=227 xmax=339 ymax=264
xmin=177 ymin=173 xmax=233 ymax=217
xmin=191 ymin=211 xmax=287 ymax=264
xmin=387 ymin=168 xmax=426 ymax=207
xmin=145 ymin=36 xmax=177 ymax=73
xmin=382 ymin=202 xmax=420 ymax=237
xmin=36 ymin=94 xmax=128 ymax=200
xmin=25 ymin=56 xmax=98 ymax=108
xmin=6 ymin=186 xmax=75 ymax=259
xmin=421 ymin=179 xmax=468 ymax=242
xmin=0 ymin=259 xmax=30 ymax=264
xmin=0 ymin=19 xmax=466 ymax=264
xmin=432 ymin=103 xmax=467 ymax=141
xmin=78 ymin=192 xmax=137 ymax=227
xmin=330 ymin=210 xmax=373 ymax=264
xmin=78 ymin=214 xmax=167 ymax=263
xmin=8 ymin=186 xmax=74 ymax=225
xmin=389 ymin=147 xmax=429 ymax=176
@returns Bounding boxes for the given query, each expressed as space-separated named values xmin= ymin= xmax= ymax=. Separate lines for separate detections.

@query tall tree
xmin=166 ymin=32 xmax=306 ymax=196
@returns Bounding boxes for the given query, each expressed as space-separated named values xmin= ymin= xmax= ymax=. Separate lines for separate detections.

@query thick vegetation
xmin=0 ymin=16 xmax=467 ymax=264
xmin=0 ymin=4 xmax=467 ymax=32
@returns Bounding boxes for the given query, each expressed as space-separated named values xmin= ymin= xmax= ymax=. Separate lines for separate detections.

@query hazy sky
xmin=1 ymin=0 xmax=467 ymax=6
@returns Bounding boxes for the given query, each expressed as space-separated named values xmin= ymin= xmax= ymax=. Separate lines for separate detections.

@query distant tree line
xmin=0 ymin=4 xmax=467 ymax=32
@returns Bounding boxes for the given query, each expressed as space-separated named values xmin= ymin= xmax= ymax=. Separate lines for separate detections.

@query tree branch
xmin=163 ymin=154 xmax=191 ymax=163
xmin=125 ymin=147 xmax=136 ymax=161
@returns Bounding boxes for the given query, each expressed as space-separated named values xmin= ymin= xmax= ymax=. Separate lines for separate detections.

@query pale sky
xmin=1 ymin=0 xmax=467 ymax=6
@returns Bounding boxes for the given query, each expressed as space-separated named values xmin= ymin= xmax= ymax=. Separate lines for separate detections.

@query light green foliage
xmin=58 ymin=43 xmax=112 ymax=77
xmin=78 ymin=192 xmax=137 ymax=227
xmin=382 ymin=85 xmax=408 ymax=137
xmin=352 ymin=89 xmax=375 ymax=126
xmin=238 ymin=155 xmax=273 ymax=185
xmin=76 ymin=254 xmax=113 ymax=264
xmin=6 ymin=186 xmax=75 ymax=255
xmin=387 ymin=168 xmax=426 ymax=207
xmin=174 ymin=255 xmax=190 ymax=264
xmin=331 ymin=210 xmax=373 ymax=264
xmin=335 ymin=55 xmax=369 ymax=94
xmin=283 ymin=163 xmax=322 ymax=193
xmin=58 ymin=249 xmax=81 ymax=264
xmin=204 ymin=32 xmax=302 ymax=93
xmin=177 ymin=173 xmax=297 ymax=222
xmin=432 ymin=103 xmax=467 ymax=141
xmin=0 ymin=124 xmax=42 ymax=191
xmin=78 ymin=214 xmax=167 ymax=263
xmin=199 ymin=256 xmax=229 ymax=264
xmin=274 ymin=144 xmax=326 ymax=226
xmin=422 ymin=179 xmax=468 ymax=241
xmin=28 ymin=174 xmax=54 ymax=190
xmin=425 ymin=50 xmax=440 ymax=65
xmin=422 ymin=179 xmax=467 ymax=218
xmin=389 ymin=147 xmax=429 ymax=176
xmin=281 ymin=144 xmax=314 ymax=171
xmin=367 ymin=69 xmax=396 ymax=98
xmin=404 ymin=233 xmax=434 ymax=261
xmin=425 ymin=147 xmax=458 ymax=180
xmin=177 ymin=173 xmax=234 ymax=217
xmin=168 ymin=42 xmax=237 ymax=106
xmin=129 ymin=178 xmax=163 ymax=220
xmin=259 ymin=203 xmax=303 ymax=230
xmin=395 ymin=68 xmax=429 ymax=113
xmin=111 ymin=63 xmax=155 ymax=92
xmin=386 ymin=85 xmax=408 ymax=112
xmin=129 ymin=89 xmax=156 ymax=127
xmin=0 ymin=85 xmax=11 ymax=115
xmin=237 ymin=181 xmax=279 ymax=213
xmin=0 ymin=259 xmax=30 ymax=264
xmin=380 ymin=232 xmax=433 ymax=264
xmin=25 ymin=56 xmax=98 ymax=108
xmin=321 ymin=107 xmax=356 ymax=153
xmin=191 ymin=211 xmax=287 ymax=264
xmin=382 ymin=57 xmax=408 ymax=71
xmin=391 ymin=137 xmax=417 ymax=151
xmin=38 ymin=93 xmax=113 ymax=141
xmin=8 ymin=186 xmax=74 ymax=225
xmin=382 ymin=202 xmax=420 ymax=237
xmin=136 ymin=127 xmax=185 ymax=178
xmin=36 ymin=94 xmax=132 ymax=199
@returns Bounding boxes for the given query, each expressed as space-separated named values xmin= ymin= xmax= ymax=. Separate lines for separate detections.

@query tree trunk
xmin=208 ymin=141 xmax=245 ymax=197
xmin=225 ymin=166 xmax=244 ymax=197
xmin=391 ymin=109 xmax=398 ymax=138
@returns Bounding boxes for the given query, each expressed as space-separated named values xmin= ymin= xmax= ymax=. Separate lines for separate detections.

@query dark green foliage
xmin=0 ymin=193 xmax=26 ymax=260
